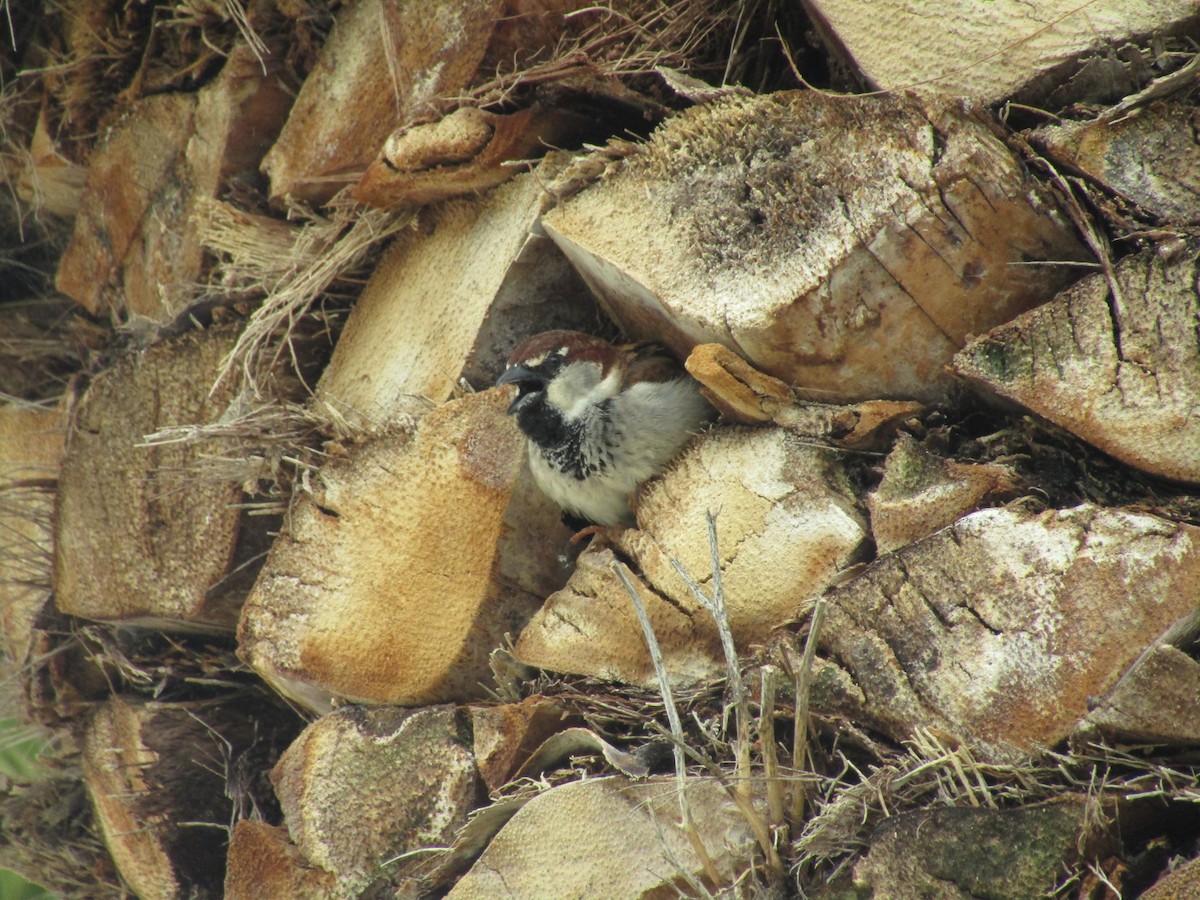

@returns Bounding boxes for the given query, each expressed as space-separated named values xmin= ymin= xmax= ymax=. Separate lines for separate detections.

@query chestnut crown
xmin=495 ymin=330 xmax=624 ymax=418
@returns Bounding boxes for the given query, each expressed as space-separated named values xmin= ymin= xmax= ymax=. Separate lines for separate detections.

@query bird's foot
xmin=568 ymin=524 xmax=625 ymax=545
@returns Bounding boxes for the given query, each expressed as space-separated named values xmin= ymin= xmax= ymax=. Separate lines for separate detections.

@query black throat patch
xmin=515 ymin=394 xmax=613 ymax=481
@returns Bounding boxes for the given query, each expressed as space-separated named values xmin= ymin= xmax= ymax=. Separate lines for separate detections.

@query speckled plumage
xmin=496 ymin=330 xmax=713 ymax=526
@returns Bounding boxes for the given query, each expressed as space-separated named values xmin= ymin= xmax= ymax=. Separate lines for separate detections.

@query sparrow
xmin=496 ymin=330 xmax=714 ymax=527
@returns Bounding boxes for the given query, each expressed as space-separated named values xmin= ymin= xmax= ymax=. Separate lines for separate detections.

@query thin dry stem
xmin=1012 ymin=133 xmax=1123 ymax=310
xmin=790 ymin=596 xmax=825 ymax=825
xmin=1100 ymin=49 xmax=1200 ymax=124
xmin=652 ymin=720 xmax=784 ymax=876
xmin=612 ymin=561 xmax=723 ymax=886
xmin=669 ymin=512 xmax=784 ymax=883
xmin=758 ymin=665 xmax=785 ymax=831
xmin=669 ymin=511 xmax=753 ymax=804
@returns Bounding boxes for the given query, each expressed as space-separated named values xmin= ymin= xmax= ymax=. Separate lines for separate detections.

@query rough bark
xmin=802 ymin=0 xmax=1200 ymax=104
xmin=954 ymin=243 xmax=1200 ymax=484
xmin=542 ymin=92 xmax=1087 ymax=402
xmin=801 ymin=504 xmax=1200 ymax=761
xmin=53 ymin=326 xmax=250 ymax=630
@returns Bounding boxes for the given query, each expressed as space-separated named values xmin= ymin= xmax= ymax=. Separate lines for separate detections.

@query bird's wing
xmin=619 ymin=342 xmax=684 ymax=390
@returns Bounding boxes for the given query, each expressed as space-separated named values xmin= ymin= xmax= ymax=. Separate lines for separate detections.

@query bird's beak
xmin=495 ymin=365 xmax=543 ymax=414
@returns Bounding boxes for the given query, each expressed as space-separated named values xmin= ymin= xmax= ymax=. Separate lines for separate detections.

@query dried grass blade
xmin=612 ymin=561 xmax=722 ymax=886
xmin=791 ymin=595 xmax=826 ymax=825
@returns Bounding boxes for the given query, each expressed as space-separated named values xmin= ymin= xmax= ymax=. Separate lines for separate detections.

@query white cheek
xmin=547 ymin=365 xmax=621 ymax=420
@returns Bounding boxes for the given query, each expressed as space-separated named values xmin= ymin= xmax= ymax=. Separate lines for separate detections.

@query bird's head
xmin=495 ymin=330 xmax=623 ymax=423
